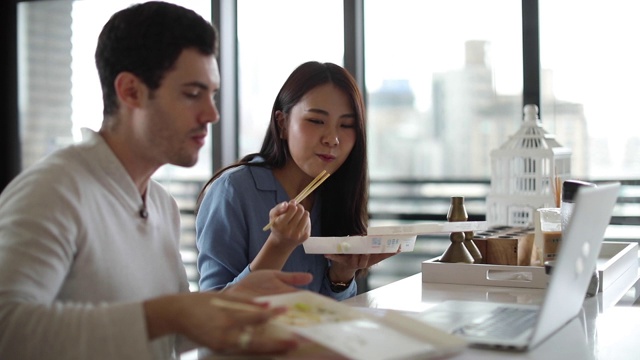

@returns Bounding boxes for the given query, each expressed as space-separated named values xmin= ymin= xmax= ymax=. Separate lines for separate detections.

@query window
xmin=12 ymin=1 xmax=639 ymax=291
xmin=19 ymin=0 xmax=212 ymax=179
xmin=364 ymin=0 xmax=523 ymax=180
xmin=236 ymin=0 xmax=344 ymax=156
xmin=539 ymin=0 xmax=640 ymax=179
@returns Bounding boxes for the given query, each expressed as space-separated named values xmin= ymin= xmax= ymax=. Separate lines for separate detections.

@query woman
xmin=196 ymin=61 xmax=392 ymax=300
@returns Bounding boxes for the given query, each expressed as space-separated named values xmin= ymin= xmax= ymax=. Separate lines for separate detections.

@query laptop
xmin=417 ymin=182 xmax=621 ymax=351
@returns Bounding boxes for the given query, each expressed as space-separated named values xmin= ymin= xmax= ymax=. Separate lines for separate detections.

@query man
xmin=0 ymin=2 xmax=311 ymax=359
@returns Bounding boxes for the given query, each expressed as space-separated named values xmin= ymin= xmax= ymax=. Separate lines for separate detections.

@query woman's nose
xmin=322 ymin=128 xmax=339 ymax=146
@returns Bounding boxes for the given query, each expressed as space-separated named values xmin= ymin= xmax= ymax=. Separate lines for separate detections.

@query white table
xmin=341 ymin=271 xmax=640 ymax=360
xmin=189 ymin=268 xmax=640 ymax=360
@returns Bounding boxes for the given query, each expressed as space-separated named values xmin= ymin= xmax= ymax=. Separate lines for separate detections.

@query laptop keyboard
xmin=453 ymin=307 xmax=538 ymax=339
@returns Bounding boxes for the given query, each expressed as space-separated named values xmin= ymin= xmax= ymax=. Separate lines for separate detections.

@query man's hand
xmin=224 ymin=270 xmax=313 ymax=298
xmin=143 ymin=271 xmax=312 ymax=354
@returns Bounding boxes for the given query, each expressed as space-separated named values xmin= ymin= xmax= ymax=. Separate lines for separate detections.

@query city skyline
xmin=18 ymin=0 xmax=640 ymax=180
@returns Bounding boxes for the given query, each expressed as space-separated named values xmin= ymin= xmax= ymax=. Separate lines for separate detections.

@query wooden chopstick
xmin=262 ymin=171 xmax=331 ymax=231
xmin=210 ymin=298 xmax=263 ymax=312
xmin=294 ymin=172 xmax=330 ymax=203
xmin=552 ymin=167 xmax=561 ymax=207
xmin=291 ymin=170 xmax=326 ymax=203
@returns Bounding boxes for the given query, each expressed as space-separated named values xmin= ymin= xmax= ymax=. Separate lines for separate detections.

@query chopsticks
xmin=291 ymin=170 xmax=330 ymax=204
xmin=262 ymin=170 xmax=331 ymax=231
xmin=552 ymin=167 xmax=562 ymax=207
xmin=210 ymin=298 xmax=263 ymax=312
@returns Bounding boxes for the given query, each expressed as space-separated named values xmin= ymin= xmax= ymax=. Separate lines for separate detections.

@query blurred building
xmin=368 ymin=40 xmax=589 ymax=179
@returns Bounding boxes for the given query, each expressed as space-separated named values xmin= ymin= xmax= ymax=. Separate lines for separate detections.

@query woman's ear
xmin=275 ymin=110 xmax=287 ymax=139
xmin=114 ymin=72 xmax=147 ymax=109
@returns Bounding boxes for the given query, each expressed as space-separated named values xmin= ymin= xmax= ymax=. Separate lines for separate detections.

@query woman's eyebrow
xmin=305 ymin=108 xmax=329 ymax=116
xmin=305 ymin=108 xmax=355 ymax=118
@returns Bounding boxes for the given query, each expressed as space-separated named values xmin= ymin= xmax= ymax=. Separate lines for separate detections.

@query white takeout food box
xmin=303 ymin=234 xmax=417 ymax=254
xmin=367 ymin=221 xmax=488 ymax=235
xmin=303 ymin=221 xmax=488 ymax=254
xmin=258 ymin=291 xmax=466 ymax=360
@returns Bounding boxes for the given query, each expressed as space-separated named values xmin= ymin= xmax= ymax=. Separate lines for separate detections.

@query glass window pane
xmin=237 ymin=0 xmax=344 ymax=156
xmin=540 ymin=0 xmax=640 ymax=179
xmin=18 ymin=0 xmax=74 ymax=168
xmin=364 ymin=0 xmax=523 ymax=179
xmin=19 ymin=0 xmax=212 ymax=178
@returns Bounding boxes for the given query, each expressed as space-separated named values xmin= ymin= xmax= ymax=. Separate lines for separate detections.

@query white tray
xmin=303 ymin=234 xmax=416 ymax=254
xmin=597 ymin=241 xmax=639 ymax=292
xmin=422 ymin=241 xmax=639 ymax=290
xmin=257 ymin=291 xmax=466 ymax=360
xmin=422 ymin=258 xmax=549 ymax=288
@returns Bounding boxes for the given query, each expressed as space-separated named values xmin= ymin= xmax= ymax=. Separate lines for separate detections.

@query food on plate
xmin=336 ymin=241 xmax=352 ymax=253
xmin=271 ymin=302 xmax=355 ymax=327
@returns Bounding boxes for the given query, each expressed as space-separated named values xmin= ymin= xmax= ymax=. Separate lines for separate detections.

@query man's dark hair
xmin=95 ymin=1 xmax=218 ymax=116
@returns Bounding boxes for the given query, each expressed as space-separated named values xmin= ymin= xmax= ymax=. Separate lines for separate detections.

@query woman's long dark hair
xmin=196 ymin=61 xmax=369 ymax=238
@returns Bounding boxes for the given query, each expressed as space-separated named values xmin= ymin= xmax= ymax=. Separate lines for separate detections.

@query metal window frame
xmin=211 ymin=0 xmax=239 ymax=171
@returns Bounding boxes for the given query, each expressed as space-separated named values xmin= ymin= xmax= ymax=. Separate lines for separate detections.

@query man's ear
xmin=275 ymin=110 xmax=287 ymax=139
xmin=114 ymin=72 xmax=147 ymax=109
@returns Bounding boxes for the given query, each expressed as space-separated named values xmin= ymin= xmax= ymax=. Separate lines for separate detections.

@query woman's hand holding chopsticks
xmin=252 ymin=171 xmax=328 ymax=271
xmin=250 ymin=201 xmax=311 ymax=271
xmin=262 ymin=171 xmax=330 ymax=231
xmin=267 ymin=201 xmax=311 ymax=245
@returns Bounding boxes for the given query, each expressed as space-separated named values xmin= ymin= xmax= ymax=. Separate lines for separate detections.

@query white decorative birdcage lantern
xmin=486 ymin=104 xmax=572 ymax=227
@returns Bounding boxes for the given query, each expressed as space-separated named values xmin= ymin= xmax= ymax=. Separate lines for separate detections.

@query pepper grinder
xmin=440 ymin=197 xmax=474 ymax=263
xmin=450 ymin=196 xmax=482 ymax=263
xmin=464 ymin=230 xmax=483 ymax=264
